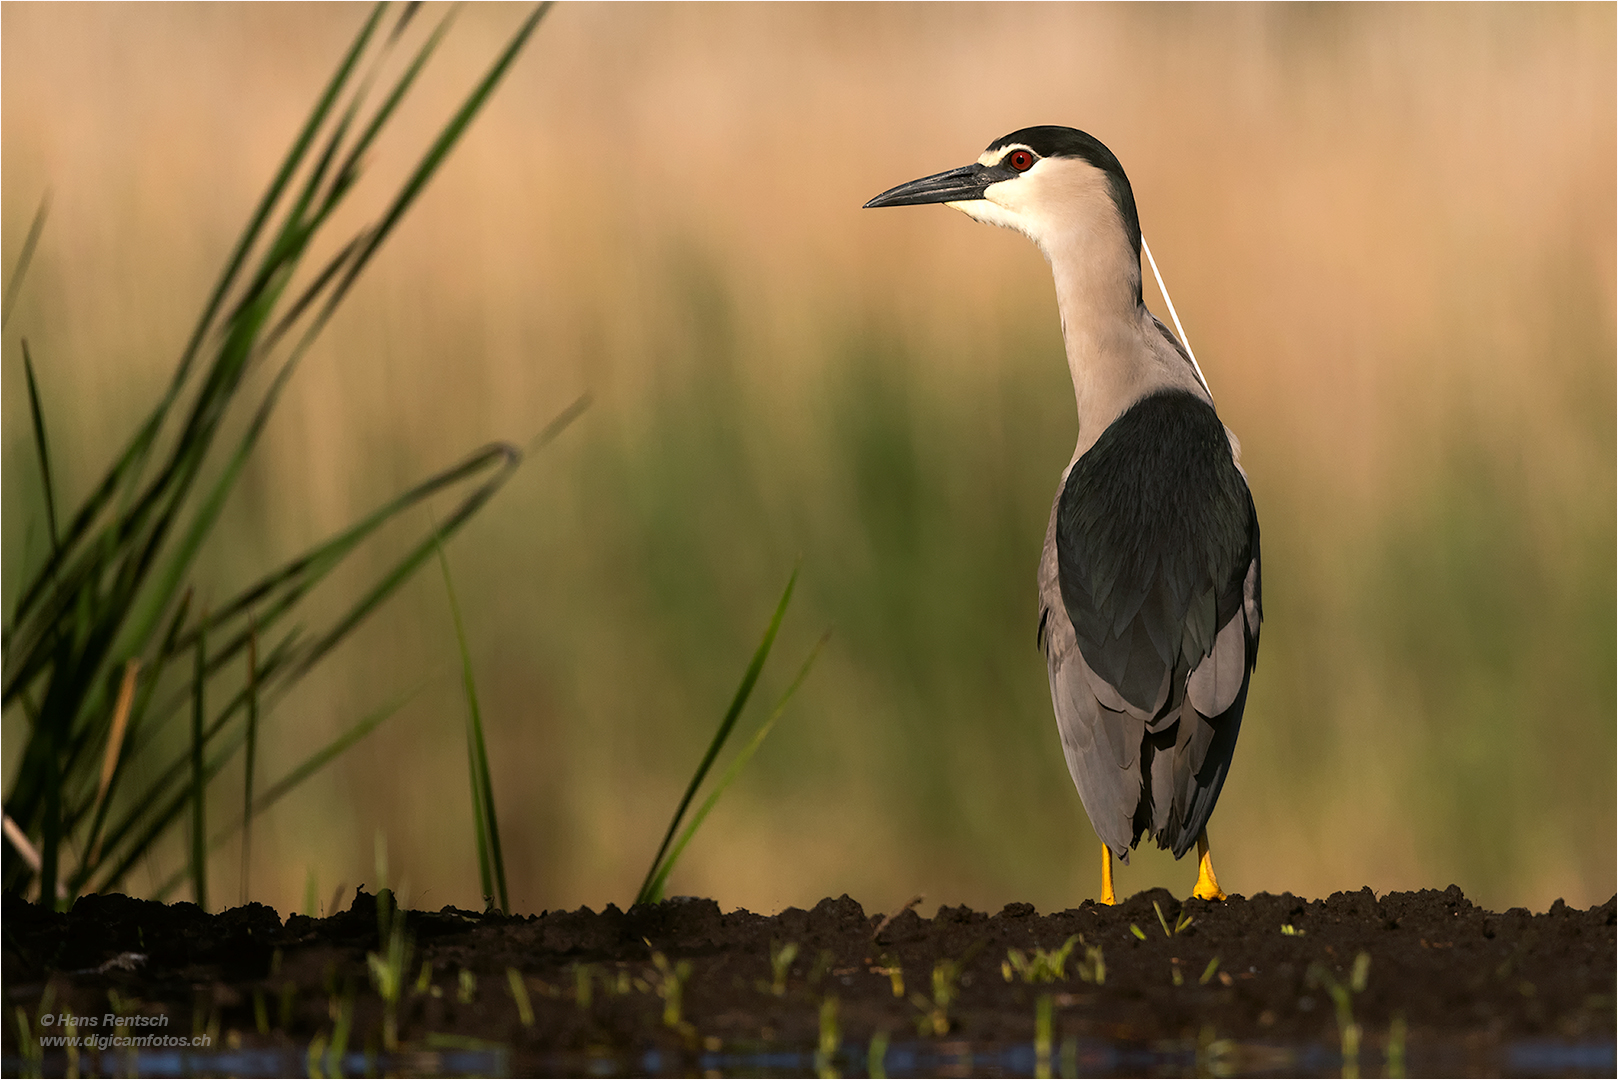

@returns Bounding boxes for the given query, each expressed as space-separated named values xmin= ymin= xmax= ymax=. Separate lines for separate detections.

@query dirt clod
xmin=4 ymin=886 xmax=1613 ymax=1075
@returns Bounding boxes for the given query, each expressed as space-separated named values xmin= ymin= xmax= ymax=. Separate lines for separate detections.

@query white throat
xmin=949 ymin=157 xmax=1209 ymax=462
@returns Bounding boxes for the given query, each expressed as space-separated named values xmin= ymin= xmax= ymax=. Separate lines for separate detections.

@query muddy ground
xmin=3 ymin=885 xmax=1613 ymax=1076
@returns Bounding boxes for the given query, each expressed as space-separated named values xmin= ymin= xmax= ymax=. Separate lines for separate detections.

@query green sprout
xmin=14 ymin=1007 xmax=40 ymax=1078
xmin=1386 ymin=1013 xmax=1407 ymax=1078
xmin=872 ymin=954 xmax=905 ymax=998
xmin=911 ymin=955 xmax=969 ymax=1036
xmin=1149 ymin=900 xmax=1196 ymax=938
xmin=506 ymin=968 xmax=535 ymax=1028
xmin=365 ymin=867 xmax=412 ymax=1051
xmin=325 ymin=989 xmax=354 ymax=1078
xmin=1034 ymin=993 xmax=1054 ymax=1079
xmin=1002 ymin=934 xmax=1083 ymax=1078
xmin=650 ymin=951 xmax=694 ymax=1032
xmin=1061 ymin=1035 xmax=1079 ymax=1078
xmin=279 ymin=981 xmax=297 ymax=1030
xmin=816 ymin=996 xmax=841 ymax=1080
xmin=867 ymin=1030 xmax=890 ymax=1080
xmin=457 ymin=968 xmax=477 ymax=1005
xmin=15 ymin=983 xmax=57 ymax=1080
xmin=768 ymin=940 xmax=800 ymax=996
xmin=807 ymin=949 xmax=836 ymax=988
xmin=63 ymin=1015 xmax=80 ymax=1079
xmin=1308 ymin=951 xmax=1372 ymax=1079
xmin=573 ymin=962 xmax=597 ymax=1008
xmin=306 ymin=1032 xmax=328 ymax=1080
xmin=1196 ymin=1024 xmax=1236 ymax=1075
xmin=1002 ymin=934 xmax=1081 ymax=983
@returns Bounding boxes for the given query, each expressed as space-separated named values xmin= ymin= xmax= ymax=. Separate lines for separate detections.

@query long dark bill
xmin=863 ymin=163 xmax=992 ymax=208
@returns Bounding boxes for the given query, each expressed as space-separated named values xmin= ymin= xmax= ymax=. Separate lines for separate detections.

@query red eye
xmin=1008 ymin=149 xmax=1035 ymax=172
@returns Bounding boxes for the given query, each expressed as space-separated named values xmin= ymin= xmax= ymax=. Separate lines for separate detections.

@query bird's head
xmin=864 ymin=126 xmax=1141 ymax=273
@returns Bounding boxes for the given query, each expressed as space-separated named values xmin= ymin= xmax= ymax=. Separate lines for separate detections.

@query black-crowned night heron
xmin=865 ymin=126 xmax=1261 ymax=905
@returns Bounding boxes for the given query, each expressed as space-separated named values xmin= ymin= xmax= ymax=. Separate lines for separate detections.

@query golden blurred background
xmin=3 ymin=3 xmax=1612 ymax=918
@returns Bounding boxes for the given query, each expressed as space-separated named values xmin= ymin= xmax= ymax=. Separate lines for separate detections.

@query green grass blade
xmin=1 ymin=0 xmax=551 ymax=907
xmin=3 ymin=193 xmax=50 ymax=331
xmin=463 ymin=716 xmax=493 ymax=909
xmin=436 ymin=541 xmax=507 ymax=913
xmin=146 ymin=690 xmax=413 ymax=902
xmin=168 ymin=3 xmax=383 ymax=397
xmin=527 ymin=392 xmax=592 ymax=454
xmin=276 ymin=446 xmax=521 ymax=686
xmin=190 ymin=609 xmax=208 ymax=911
xmin=436 ymin=540 xmax=491 ymax=913
xmin=56 ymin=6 xmax=386 ymax=586
xmin=21 ymin=341 xmax=59 ymax=552
xmin=2 ymin=4 xmax=503 ymax=668
xmin=5 ymin=4 xmax=385 ymax=710
xmin=43 ymin=4 xmax=482 ymax=710
xmin=325 ymin=3 xmax=552 ymax=313
xmin=49 ymin=387 xmax=530 ymax=898
xmin=257 ymin=233 xmax=367 ymax=359
xmin=7 ymin=272 xmax=291 ymax=767
xmin=246 ymin=2 xmax=457 ymax=364
xmin=642 ymin=632 xmax=829 ymax=905
xmin=37 ymin=684 xmax=62 ymax=907
xmin=240 ymin=618 xmax=258 ymax=905
xmin=89 ymin=436 xmax=495 ymax=796
xmin=172 ymin=439 xmax=526 ymax=677
xmin=69 ymin=595 xmax=192 ymax=894
xmin=82 ymin=639 xmax=295 ymax=893
xmin=82 ymin=440 xmax=525 ymax=889
xmin=636 ymin=564 xmax=800 ymax=906
xmin=118 ymin=396 xmax=572 ymax=899
xmin=389 ymin=2 xmax=423 ymax=42
xmin=331 ymin=7 xmax=458 ymax=206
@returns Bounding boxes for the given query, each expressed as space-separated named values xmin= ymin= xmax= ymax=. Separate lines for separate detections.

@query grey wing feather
xmin=1040 ymin=485 xmax=1141 ymax=859
xmin=1168 ymin=545 xmax=1261 ymax=847
xmin=1041 ymin=408 xmax=1263 ymax=862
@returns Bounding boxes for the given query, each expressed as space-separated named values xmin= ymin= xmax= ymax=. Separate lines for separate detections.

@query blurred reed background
xmin=2 ymin=3 xmax=1612 ymax=918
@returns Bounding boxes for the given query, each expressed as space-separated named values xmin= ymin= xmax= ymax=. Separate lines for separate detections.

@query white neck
xmin=1048 ymin=224 xmax=1142 ymax=449
xmin=1046 ymin=230 xmax=1208 ymax=464
xmin=952 ymin=154 xmax=1211 ymax=463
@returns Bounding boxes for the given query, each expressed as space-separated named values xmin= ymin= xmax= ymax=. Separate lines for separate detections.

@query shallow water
xmin=10 ymin=1036 xmax=1614 ymax=1078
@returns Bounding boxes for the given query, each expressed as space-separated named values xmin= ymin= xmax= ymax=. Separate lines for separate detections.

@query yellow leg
xmin=1100 ymin=843 xmax=1117 ymax=906
xmin=1193 ymin=829 xmax=1226 ymax=901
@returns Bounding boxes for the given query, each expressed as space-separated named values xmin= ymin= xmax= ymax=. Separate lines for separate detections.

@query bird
xmin=864 ymin=126 xmax=1261 ymax=905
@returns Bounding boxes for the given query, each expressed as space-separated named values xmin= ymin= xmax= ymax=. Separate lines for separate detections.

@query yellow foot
xmin=1193 ymin=829 xmax=1226 ymax=901
xmin=1100 ymin=842 xmax=1117 ymax=906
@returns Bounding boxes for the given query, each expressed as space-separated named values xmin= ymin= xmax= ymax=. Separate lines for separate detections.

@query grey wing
xmin=1038 ymin=482 xmax=1146 ymax=861
xmin=1042 ymin=451 xmax=1263 ymax=862
xmin=1168 ymin=493 xmax=1261 ymax=852
xmin=1158 ymin=495 xmax=1268 ymax=854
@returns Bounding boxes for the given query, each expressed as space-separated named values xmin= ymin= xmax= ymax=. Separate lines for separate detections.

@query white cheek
xmin=946 ymin=194 xmax=1050 ymax=253
xmin=946 ymin=198 xmax=1023 ymax=230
